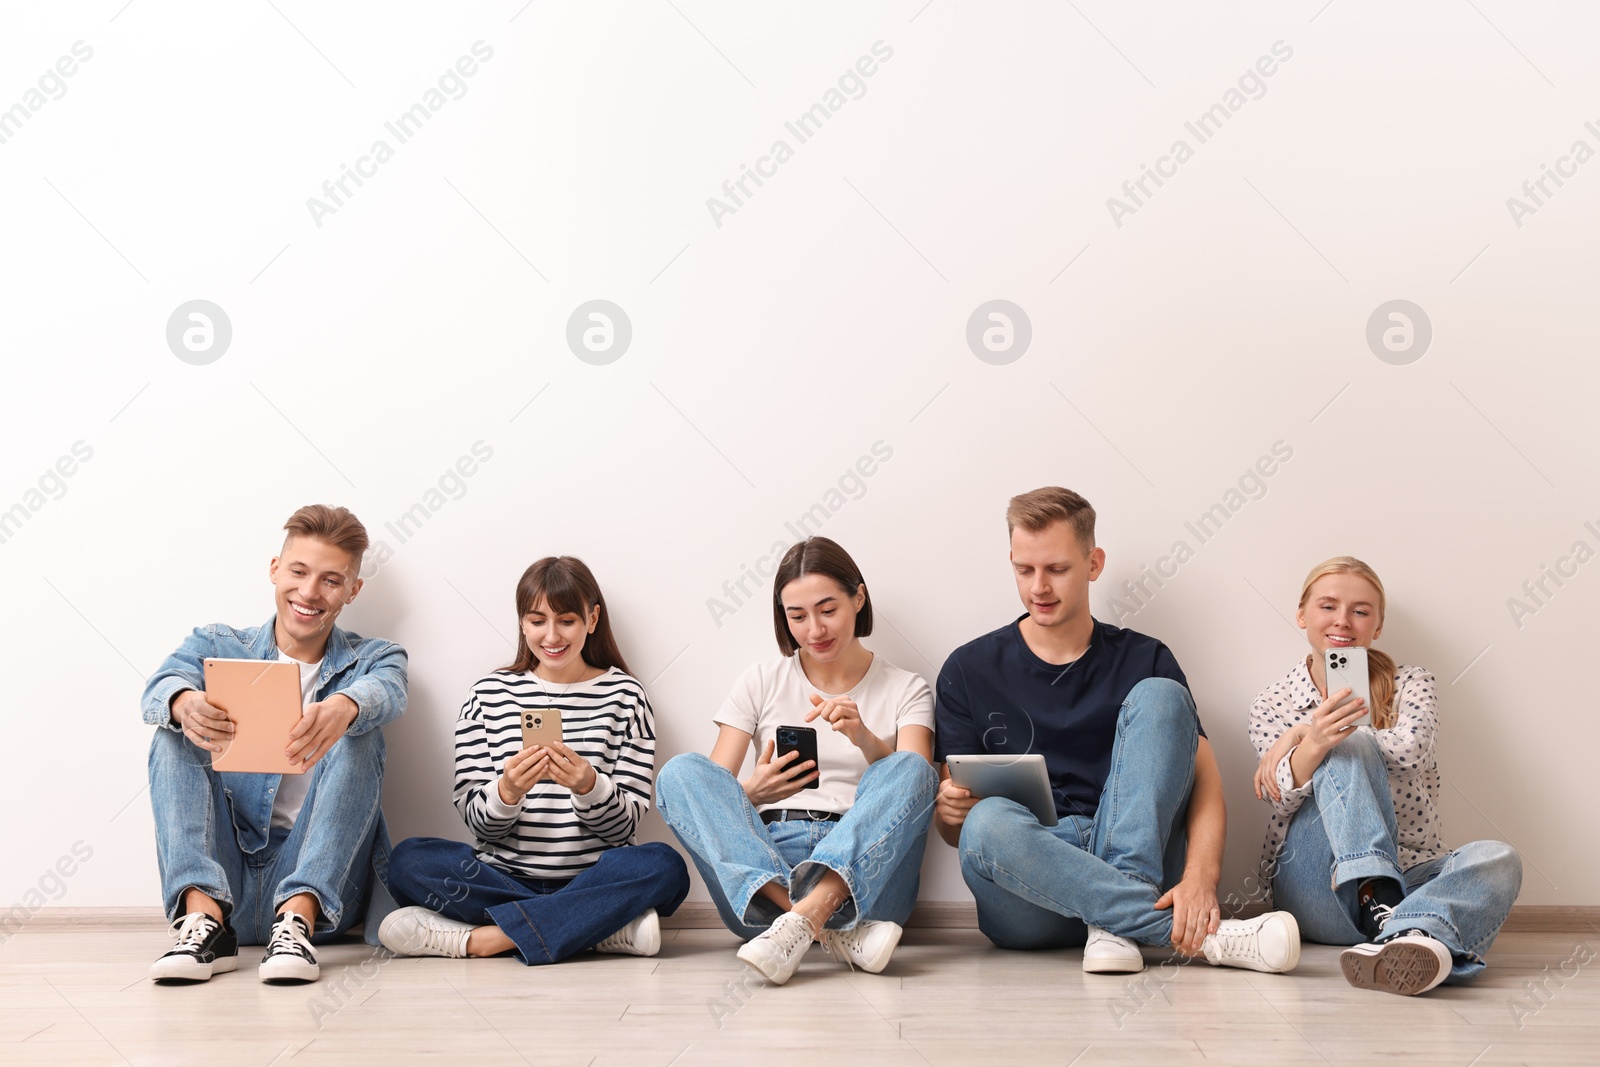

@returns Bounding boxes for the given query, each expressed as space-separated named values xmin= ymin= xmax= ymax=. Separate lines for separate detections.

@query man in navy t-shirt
xmin=933 ymin=487 xmax=1300 ymax=976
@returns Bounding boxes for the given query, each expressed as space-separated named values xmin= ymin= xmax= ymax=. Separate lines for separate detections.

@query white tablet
xmin=946 ymin=753 xmax=1058 ymax=827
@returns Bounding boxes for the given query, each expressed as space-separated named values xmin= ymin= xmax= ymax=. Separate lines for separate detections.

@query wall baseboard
xmin=9 ymin=903 xmax=1598 ymax=935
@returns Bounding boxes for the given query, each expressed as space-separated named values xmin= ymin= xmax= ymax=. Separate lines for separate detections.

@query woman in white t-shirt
xmin=657 ymin=537 xmax=938 ymax=986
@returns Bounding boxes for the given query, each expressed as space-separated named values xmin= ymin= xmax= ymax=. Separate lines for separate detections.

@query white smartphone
xmin=1324 ymin=646 xmax=1372 ymax=729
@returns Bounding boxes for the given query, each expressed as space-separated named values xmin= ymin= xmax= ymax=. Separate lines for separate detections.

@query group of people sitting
xmin=140 ymin=488 xmax=1521 ymax=998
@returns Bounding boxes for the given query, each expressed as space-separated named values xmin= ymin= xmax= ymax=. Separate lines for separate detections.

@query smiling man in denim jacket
xmin=141 ymin=504 xmax=407 ymax=984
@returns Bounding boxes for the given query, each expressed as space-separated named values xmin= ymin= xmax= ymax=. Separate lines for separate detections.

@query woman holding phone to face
xmin=379 ymin=557 xmax=688 ymax=964
xmin=657 ymin=537 xmax=938 ymax=986
xmin=1248 ymin=556 xmax=1521 ymax=996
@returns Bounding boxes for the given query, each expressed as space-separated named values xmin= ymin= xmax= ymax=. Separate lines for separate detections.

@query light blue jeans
xmin=147 ymin=723 xmax=388 ymax=945
xmin=958 ymin=677 xmax=1196 ymax=949
xmin=1271 ymin=730 xmax=1522 ymax=981
xmin=656 ymin=750 xmax=937 ymax=938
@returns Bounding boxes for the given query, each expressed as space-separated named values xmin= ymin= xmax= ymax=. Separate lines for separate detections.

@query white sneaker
xmin=1201 ymin=911 xmax=1301 ymax=973
xmin=820 ymin=920 xmax=903 ymax=973
xmin=378 ymin=906 xmax=473 ymax=959
xmin=736 ymin=911 xmax=816 ymax=986
xmin=595 ymin=909 xmax=661 ymax=957
xmin=1340 ymin=933 xmax=1451 ymax=996
xmin=1083 ymin=926 xmax=1145 ymax=973
xmin=258 ymin=912 xmax=320 ymax=983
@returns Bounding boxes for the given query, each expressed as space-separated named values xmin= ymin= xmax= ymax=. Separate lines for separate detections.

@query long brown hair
xmin=504 ymin=557 xmax=631 ymax=676
xmin=1298 ymin=556 xmax=1396 ymax=729
xmin=771 ymin=537 xmax=873 ymax=656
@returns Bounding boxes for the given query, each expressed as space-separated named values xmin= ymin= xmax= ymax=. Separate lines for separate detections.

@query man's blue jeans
xmin=656 ymin=750 xmax=937 ymax=938
xmin=147 ymin=724 xmax=387 ymax=944
xmin=1271 ymin=730 xmax=1522 ymax=981
xmin=958 ymin=677 xmax=1196 ymax=949
xmin=386 ymin=838 xmax=689 ymax=965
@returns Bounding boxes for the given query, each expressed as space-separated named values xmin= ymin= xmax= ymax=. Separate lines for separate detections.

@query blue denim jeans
xmin=656 ymin=749 xmax=937 ymax=939
xmin=1271 ymin=730 xmax=1522 ymax=981
xmin=958 ymin=677 xmax=1196 ymax=949
xmin=386 ymin=837 xmax=689 ymax=965
xmin=147 ymin=724 xmax=388 ymax=944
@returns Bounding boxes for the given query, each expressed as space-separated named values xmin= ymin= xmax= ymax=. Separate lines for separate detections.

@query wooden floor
xmin=1 ymin=922 xmax=1595 ymax=1066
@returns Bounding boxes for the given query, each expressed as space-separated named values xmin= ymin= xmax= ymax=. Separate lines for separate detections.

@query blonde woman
xmin=1249 ymin=557 xmax=1521 ymax=995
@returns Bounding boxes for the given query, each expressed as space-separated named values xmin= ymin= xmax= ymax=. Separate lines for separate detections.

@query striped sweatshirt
xmin=453 ymin=667 xmax=657 ymax=880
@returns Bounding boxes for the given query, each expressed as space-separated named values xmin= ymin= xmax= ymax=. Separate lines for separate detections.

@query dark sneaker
xmin=150 ymin=912 xmax=239 ymax=982
xmin=1340 ymin=933 xmax=1451 ymax=996
xmin=1355 ymin=877 xmax=1405 ymax=940
xmin=259 ymin=912 xmax=320 ymax=983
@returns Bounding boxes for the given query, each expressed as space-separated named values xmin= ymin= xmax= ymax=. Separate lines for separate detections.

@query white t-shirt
xmin=270 ymin=652 xmax=323 ymax=830
xmin=713 ymin=653 xmax=934 ymax=815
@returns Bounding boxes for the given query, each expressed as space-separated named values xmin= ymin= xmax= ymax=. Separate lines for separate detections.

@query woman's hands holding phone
xmin=499 ymin=742 xmax=599 ymax=804
xmin=498 ymin=746 xmax=551 ymax=805
xmin=742 ymin=740 xmax=818 ymax=805
xmin=1305 ymin=688 xmax=1368 ymax=753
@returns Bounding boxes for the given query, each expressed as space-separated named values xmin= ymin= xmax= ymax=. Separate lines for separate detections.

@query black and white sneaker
xmin=150 ymin=912 xmax=239 ymax=982
xmin=259 ymin=912 xmax=320 ymax=983
xmin=1340 ymin=931 xmax=1452 ymax=996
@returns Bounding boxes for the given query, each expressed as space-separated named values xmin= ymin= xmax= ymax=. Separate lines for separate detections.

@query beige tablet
xmin=204 ymin=659 xmax=305 ymax=775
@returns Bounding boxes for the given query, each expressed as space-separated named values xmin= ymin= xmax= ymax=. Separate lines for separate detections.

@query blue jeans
xmin=147 ymin=724 xmax=388 ymax=944
xmin=1272 ymin=730 xmax=1521 ymax=981
xmin=958 ymin=677 xmax=1196 ymax=949
xmin=386 ymin=837 xmax=689 ymax=965
xmin=656 ymin=750 xmax=937 ymax=938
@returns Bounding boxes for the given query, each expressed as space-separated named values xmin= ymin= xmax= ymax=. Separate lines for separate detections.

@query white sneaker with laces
xmin=1340 ymin=932 xmax=1451 ymax=996
xmin=378 ymin=906 xmax=473 ymax=959
xmin=259 ymin=912 xmax=320 ymax=983
xmin=1083 ymin=926 xmax=1146 ymax=973
xmin=1200 ymin=911 xmax=1301 ymax=973
xmin=820 ymin=920 xmax=903 ymax=973
xmin=595 ymin=909 xmax=661 ymax=957
xmin=736 ymin=911 xmax=816 ymax=986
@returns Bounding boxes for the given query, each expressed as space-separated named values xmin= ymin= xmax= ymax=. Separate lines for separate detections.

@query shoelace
xmin=769 ymin=914 xmax=816 ymax=956
xmin=267 ymin=915 xmax=315 ymax=961
xmin=1086 ymin=928 xmax=1123 ymax=948
xmin=596 ymin=920 xmax=633 ymax=952
xmin=1369 ymin=903 xmax=1397 ymax=930
xmin=819 ymin=929 xmax=858 ymax=971
xmin=1206 ymin=924 xmax=1257 ymax=959
xmin=168 ymin=912 xmax=218 ymax=952
xmin=412 ymin=916 xmax=468 ymax=956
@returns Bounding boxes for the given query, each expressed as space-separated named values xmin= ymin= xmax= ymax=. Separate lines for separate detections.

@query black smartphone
xmin=774 ymin=725 xmax=819 ymax=790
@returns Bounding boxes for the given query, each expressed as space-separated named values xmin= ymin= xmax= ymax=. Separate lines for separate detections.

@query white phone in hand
xmin=1325 ymin=646 xmax=1372 ymax=729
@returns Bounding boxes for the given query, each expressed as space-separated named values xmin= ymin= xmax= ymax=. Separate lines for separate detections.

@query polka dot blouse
xmin=1247 ymin=658 xmax=1446 ymax=907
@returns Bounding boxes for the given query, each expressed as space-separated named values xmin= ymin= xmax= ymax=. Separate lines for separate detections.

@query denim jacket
xmin=141 ymin=615 xmax=408 ymax=854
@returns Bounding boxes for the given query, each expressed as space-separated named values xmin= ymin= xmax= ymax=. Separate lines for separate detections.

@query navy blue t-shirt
xmin=934 ymin=616 xmax=1202 ymax=821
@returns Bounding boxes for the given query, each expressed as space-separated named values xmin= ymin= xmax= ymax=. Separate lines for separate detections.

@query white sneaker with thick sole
xmin=736 ymin=911 xmax=816 ymax=986
xmin=820 ymin=920 xmax=903 ymax=973
xmin=1340 ymin=933 xmax=1451 ymax=996
xmin=596 ymin=909 xmax=661 ymax=957
xmin=258 ymin=912 xmax=320 ymax=983
xmin=1083 ymin=926 xmax=1146 ymax=974
xmin=378 ymin=906 xmax=473 ymax=959
xmin=1201 ymin=911 xmax=1301 ymax=973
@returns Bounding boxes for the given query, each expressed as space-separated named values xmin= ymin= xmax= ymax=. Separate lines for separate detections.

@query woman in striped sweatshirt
xmin=379 ymin=556 xmax=688 ymax=964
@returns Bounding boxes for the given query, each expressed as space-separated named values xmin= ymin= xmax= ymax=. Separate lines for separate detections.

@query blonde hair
xmin=1006 ymin=487 xmax=1095 ymax=553
xmin=1298 ymin=556 xmax=1397 ymax=729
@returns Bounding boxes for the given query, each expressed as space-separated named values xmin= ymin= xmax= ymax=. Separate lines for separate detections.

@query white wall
xmin=3 ymin=2 xmax=1595 ymax=915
